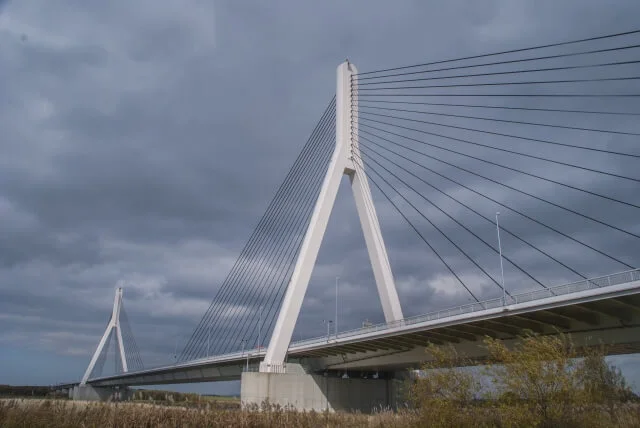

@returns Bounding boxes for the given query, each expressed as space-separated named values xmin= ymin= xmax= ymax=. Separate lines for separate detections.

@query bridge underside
xmin=90 ymin=360 xmax=250 ymax=387
xmin=296 ymin=292 xmax=640 ymax=371
xmin=87 ymin=286 xmax=640 ymax=388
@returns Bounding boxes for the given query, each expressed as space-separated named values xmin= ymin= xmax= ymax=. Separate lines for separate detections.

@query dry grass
xmin=2 ymin=398 xmax=639 ymax=427
xmin=0 ymin=399 xmax=414 ymax=427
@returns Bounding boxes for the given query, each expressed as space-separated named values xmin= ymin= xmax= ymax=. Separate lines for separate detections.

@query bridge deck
xmin=84 ymin=269 xmax=640 ymax=386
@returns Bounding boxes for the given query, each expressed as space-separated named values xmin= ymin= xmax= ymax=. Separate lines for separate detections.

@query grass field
xmin=2 ymin=397 xmax=640 ymax=427
xmin=0 ymin=398 xmax=406 ymax=427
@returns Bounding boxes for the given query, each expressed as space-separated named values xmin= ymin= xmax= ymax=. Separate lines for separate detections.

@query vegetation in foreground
xmin=0 ymin=385 xmax=59 ymax=399
xmin=130 ymin=389 xmax=240 ymax=410
xmin=1 ymin=334 xmax=639 ymax=427
xmin=410 ymin=333 xmax=640 ymax=427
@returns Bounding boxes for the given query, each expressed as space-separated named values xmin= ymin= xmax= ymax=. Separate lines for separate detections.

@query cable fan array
xmin=89 ymin=302 xmax=143 ymax=378
xmin=178 ymin=98 xmax=337 ymax=361
xmin=352 ymin=29 xmax=640 ymax=303
xmin=175 ymin=29 xmax=640 ymax=364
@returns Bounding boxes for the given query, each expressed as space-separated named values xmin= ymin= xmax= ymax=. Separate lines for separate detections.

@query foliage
xmin=2 ymin=334 xmax=639 ymax=427
xmin=409 ymin=333 xmax=640 ymax=428
xmin=408 ymin=344 xmax=482 ymax=427
xmin=484 ymin=333 xmax=585 ymax=426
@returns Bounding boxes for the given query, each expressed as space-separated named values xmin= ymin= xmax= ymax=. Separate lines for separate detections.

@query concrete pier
xmin=71 ymin=385 xmax=132 ymax=402
xmin=241 ymin=366 xmax=403 ymax=412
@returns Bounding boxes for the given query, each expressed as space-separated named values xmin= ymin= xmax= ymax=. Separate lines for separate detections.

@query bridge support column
xmin=72 ymin=385 xmax=133 ymax=402
xmin=261 ymin=60 xmax=404 ymax=373
xmin=241 ymin=365 xmax=403 ymax=412
xmin=81 ymin=288 xmax=129 ymax=384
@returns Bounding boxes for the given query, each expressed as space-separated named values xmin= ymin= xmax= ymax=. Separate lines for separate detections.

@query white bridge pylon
xmin=261 ymin=61 xmax=404 ymax=373
xmin=81 ymin=287 xmax=128 ymax=384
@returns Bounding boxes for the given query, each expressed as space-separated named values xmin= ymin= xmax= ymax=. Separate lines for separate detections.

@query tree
xmin=410 ymin=334 xmax=638 ymax=427
xmin=577 ymin=346 xmax=635 ymax=421
xmin=409 ymin=344 xmax=482 ymax=427
xmin=484 ymin=333 xmax=592 ymax=426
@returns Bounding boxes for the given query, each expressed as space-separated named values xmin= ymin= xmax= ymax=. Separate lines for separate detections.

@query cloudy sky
xmin=1 ymin=0 xmax=639 ymax=395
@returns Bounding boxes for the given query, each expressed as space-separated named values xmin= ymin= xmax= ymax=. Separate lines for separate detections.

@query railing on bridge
xmin=290 ymin=269 xmax=640 ymax=349
xmin=87 ymin=270 xmax=640 ymax=383
xmin=88 ymin=269 xmax=639 ymax=381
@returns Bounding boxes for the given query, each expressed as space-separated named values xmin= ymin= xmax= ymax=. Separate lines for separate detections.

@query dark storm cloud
xmin=1 ymin=0 xmax=639 ymax=388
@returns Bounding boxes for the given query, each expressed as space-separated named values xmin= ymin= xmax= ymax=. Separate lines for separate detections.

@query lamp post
xmin=335 ymin=276 xmax=339 ymax=340
xmin=173 ymin=335 xmax=179 ymax=364
xmin=496 ymin=212 xmax=506 ymax=305
xmin=323 ymin=319 xmax=333 ymax=343
xmin=257 ymin=306 xmax=263 ymax=354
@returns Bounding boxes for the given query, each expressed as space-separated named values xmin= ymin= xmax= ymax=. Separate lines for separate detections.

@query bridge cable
xmin=357 ymin=105 xmax=640 ymax=146
xmin=356 ymin=138 xmax=587 ymax=279
xmin=214 ymin=106 xmax=337 ymax=355
xmin=355 ymin=30 xmax=640 ymax=78
xmin=119 ymin=304 xmax=144 ymax=370
xmin=210 ymin=103 xmax=335 ymax=356
xmin=357 ymin=148 xmax=546 ymax=289
xmin=358 ymin=115 xmax=640 ymax=184
xmin=357 ymin=129 xmax=635 ymax=269
xmin=350 ymin=156 xmax=481 ymax=302
xmin=89 ymin=317 xmax=113 ymax=379
xmin=257 ymin=120 xmax=405 ymax=346
xmin=358 ymin=122 xmax=640 ymax=212
xmin=359 ymin=93 xmax=640 ymax=98
xmin=179 ymin=101 xmax=335 ymax=360
xmin=357 ymin=76 xmax=640 ymax=91
xmin=350 ymin=150 xmax=508 ymax=296
xmin=358 ymin=100 xmax=640 ymax=116
xmin=180 ymin=99 xmax=335 ymax=359
xmin=180 ymin=99 xmax=337 ymax=360
xmin=356 ymin=59 xmax=640 ymax=86
xmin=182 ymin=101 xmax=335 ymax=359
xmin=119 ymin=305 xmax=138 ymax=369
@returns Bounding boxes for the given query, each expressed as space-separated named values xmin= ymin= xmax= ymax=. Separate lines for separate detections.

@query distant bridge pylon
xmin=81 ymin=288 xmax=143 ymax=384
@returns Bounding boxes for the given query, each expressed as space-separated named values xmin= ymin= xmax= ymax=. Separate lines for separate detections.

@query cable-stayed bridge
xmin=61 ymin=29 xmax=640 ymax=411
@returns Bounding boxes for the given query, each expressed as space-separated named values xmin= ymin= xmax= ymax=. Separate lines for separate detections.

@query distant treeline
xmin=0 ymin=385 xmax=53 ymax=398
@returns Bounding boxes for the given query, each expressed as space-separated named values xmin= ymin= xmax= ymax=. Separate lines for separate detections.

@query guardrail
xmin=290 ymin=269 xmax=640 ymax=349
xmin=86 ymin=269 xmax=640 ymax=382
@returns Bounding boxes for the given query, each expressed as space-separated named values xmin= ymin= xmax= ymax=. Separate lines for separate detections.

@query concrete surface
xmin=72 ymin=385 xmax=132 ymax=402
xmin=241 ymin=369 xmax=402 ymax=412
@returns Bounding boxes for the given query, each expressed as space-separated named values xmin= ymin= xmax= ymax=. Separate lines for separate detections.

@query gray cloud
xmin=1 ymin=0 xmax=639 ymax=393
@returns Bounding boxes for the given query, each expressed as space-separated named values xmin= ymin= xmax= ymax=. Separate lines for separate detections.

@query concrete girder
xmin=617 ymin=294 xmax=640 ymax=310
xmin=579 ymin=302 xmax=634 ymax=323
xmin=401 ymin=333 xmax=444 ymax=346
xmin=438 ymin=327 xmax=478 ymax=341
xmin=448 ymin=324 xmax=501 ymax=339
xmin=417 ymin=330 xmax=461 ymax=343
xmin=609 ymin=298 xmax=640 ymax=316
xmin=517 ymin=311 xmax=573 ymax=330
xmin=505 ymin=315 xmax=547 ymax=333
xmin=332 ymin=343 xmax=382 ymax=353
xmin=370 ymin=336 xmax=418 ymax=350
xmin=385 ymin=335 xmax=437 ymax=348
xmin=548 ymin=306 xmax=601 ymax=326
xmin=480 ymin=320 xmax=525 ymax=336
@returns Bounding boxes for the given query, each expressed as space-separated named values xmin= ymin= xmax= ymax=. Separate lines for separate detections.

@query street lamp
xmin=496 ymin=212 xmax=506 ymax=305
xmin=323 ymin=319 xmax=333 ymax=343
xmin=335 ymin=276 xmax=339 ymax=340
xmin=257 ymin=306 xmax=263 ymax=354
